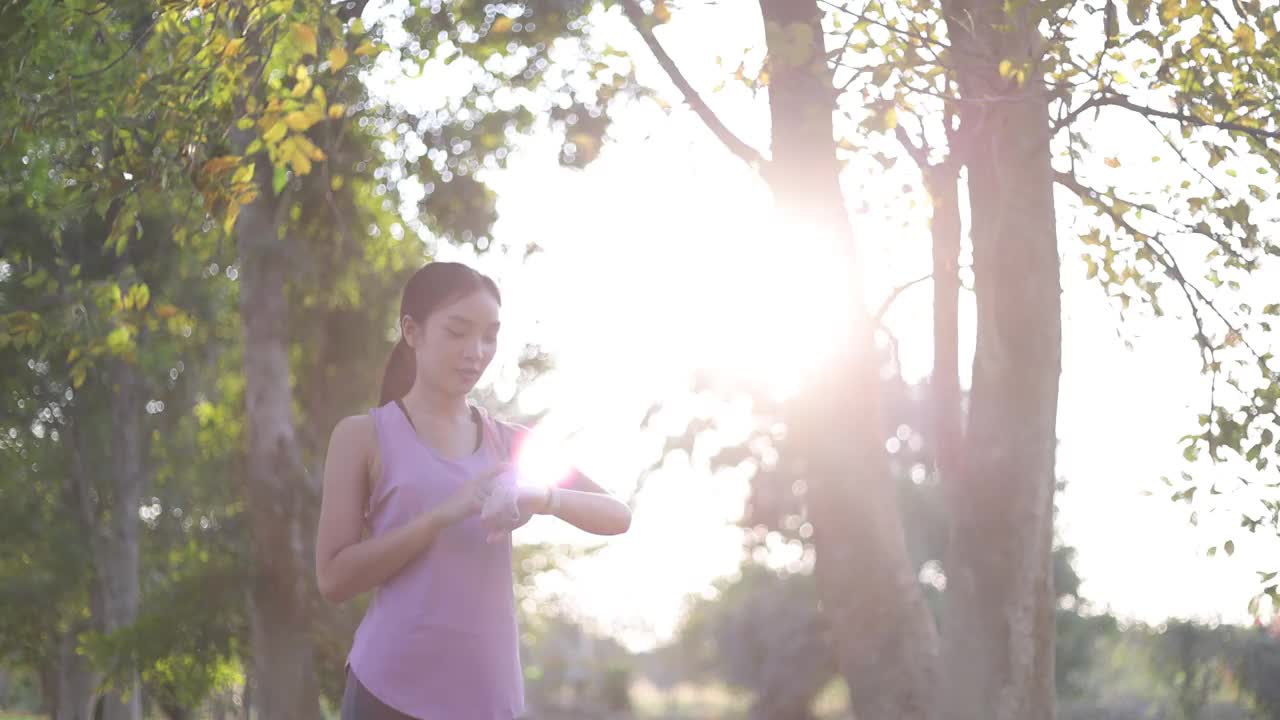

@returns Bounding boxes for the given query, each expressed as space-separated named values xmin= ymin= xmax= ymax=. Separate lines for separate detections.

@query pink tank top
xmin=346 ymin=401 xmax=525 ymax=719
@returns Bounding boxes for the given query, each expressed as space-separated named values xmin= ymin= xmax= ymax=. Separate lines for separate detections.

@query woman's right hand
xmin=435 ymin=462 xmax=511 ymax=526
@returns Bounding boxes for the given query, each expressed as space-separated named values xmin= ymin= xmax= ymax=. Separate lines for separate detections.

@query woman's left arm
xmin=518 ymin=471 xmax=631 ymax=535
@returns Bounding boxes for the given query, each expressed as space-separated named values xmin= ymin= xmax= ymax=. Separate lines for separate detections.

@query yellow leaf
xmin=106 ymin=326 xmax=131 ymax=354
xmin=224 ymin=199 xmax=241 ymax=234
xmin=223 ymin=37 xmax=245 ymax=57
xmin=291 ymin=74 xmax=313 ymax=98
xmin=290 ymin=151 xmax=313 ymax=176
xmin=1234 ymin=25 xmax=1256 ymax=53
xmin=999 ymin=59 xmax=1014 ymax=78
xmin=201 ymin=155 xmax=242 ymax=178
xmin=330 ymin=175 xmax=345 ymax=191
xmin=329 ymin=46 xmax=348 ymax=71
xmin=883 ymin=106 xmax=898 ymax=130
xmin=67 ymin=347 xmax=81 ymax=363
xmin=284 ymin=111 xmax=315 ymax=131
xmin=263 ymin=121 xmax=288 ymax=143
xmin=232 ymin=162 xmax=256 ymax=185
xmin=354 ymin=40 xmax=377 ymax=56
xmin=293 ymin=134 xmax=326 ymax=162
xmin=155 ymin=304 xmax=179 ymax=319
xmin=1104 ymin=156 xmax=1121 ymax=168
xmin=493 ymin=17 xmax=513 ymax=33
xmin=293 ymin=23 xmax=318 ymax=56
xmin=654 ymin=0 xmax=671 ymax=23
xmin=129 ymin=283 xmax=150 ymax=310
xmin=328 ymin=103 xmax=347 ymax=119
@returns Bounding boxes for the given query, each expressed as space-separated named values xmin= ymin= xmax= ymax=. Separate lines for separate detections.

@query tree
xmin=5 ymin=1 xmax=646 ymax=714
xmin=619 ymin=0 xmax=1278 ymax=717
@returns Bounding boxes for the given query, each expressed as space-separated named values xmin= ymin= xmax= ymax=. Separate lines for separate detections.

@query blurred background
xmin=2 ymin=0 xmax=1278 ymax=718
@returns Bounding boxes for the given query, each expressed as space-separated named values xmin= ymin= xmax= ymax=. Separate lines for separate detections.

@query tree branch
xmin=893 ymin=124 xmax=931 ymax=170
xmin=1055 ymin=170 xmax=1224 ymax=456
xmin=1066 ymin=176 xmax=1250 ymax=267
xmin=68 ymin=13 xmax=160 ymax=80
xmin=1056 ymin=170 xmax=1275 ymax=378
xmin=620 ymin=0 xmax=765 ymax=170
xmin=818 ymin=0 xmax=952 ymax=51
xmin=1141 ymin=114 xmax=1232 ymax=202
xmin=875 ymin=272 xmax=933 ymax=324
xmin=1056 ymin=93 xmax=1280 ymax=142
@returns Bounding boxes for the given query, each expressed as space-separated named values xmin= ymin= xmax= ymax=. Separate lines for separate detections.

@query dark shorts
xmin=340 ymin=668 xmax=417 ymax=720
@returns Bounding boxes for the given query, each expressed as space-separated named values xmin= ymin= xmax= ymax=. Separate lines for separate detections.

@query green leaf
xmin=106 ymin=326 xmax=130 ymax=353
xmin=273 ymin=164 xmax=289 ymax=194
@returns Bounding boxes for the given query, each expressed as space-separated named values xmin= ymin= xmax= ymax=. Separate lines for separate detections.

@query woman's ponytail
xmin=379 ymin=337 xmax=416 ymax=405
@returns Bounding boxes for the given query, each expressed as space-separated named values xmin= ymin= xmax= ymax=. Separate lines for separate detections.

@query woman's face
xmin=405 ymin=289 xmax=501 ymax=397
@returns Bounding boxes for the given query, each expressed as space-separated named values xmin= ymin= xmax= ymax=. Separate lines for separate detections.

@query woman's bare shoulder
xmin=327 ymin=413 xmax=381 ymax=497
xmin=331 ymin=413 xmax=376 ymax=451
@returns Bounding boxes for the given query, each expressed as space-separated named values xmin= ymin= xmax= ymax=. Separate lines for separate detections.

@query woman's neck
xmin=401 ymin=382 xmax=470 ymax=422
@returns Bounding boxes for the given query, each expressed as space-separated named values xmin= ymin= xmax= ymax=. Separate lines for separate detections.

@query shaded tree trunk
xmin=48 ymin=623 xmax=98 ymax=720
xmin=940 ymin=0 xmax=1061 ymax=717
xmin=925 ymin=166 xmax=963 ymax=493
xmin=63 ymin=361 xmax=146 ymax=720
xmin=757 ymin=2 xmax=940 ymax=719
xmin=94 ymin=358 xmax=146 ymax=720
xmin=232 ymin=153 xmax=321 ymax=720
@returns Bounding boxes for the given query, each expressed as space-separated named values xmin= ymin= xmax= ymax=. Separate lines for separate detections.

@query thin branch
xmin=818 ymin=0 xmax=952 ymax=51
xmin=1074 ymin=179 xmax=1248 ymax=267
xmin=893 ymin=123 xmax=930 ymax=169
xmin=875 ymin=272 xmax=933 ymax=324
xmin=1053 ymin=92 xmax=1106 ymax=133
xmin=64 ymin=1 xmax=112 ymax=16
xmin=884 ymin=0 xmax=945 ymax=67
xmin=1056 ymin=170 xmax=1222 ymax=455
xmin=1141 ymin=114 xmax=1228 ymax=200
xmin=898 ymin=76 xmax=1031 ymax=106
xmin=1056 ymin=93 xmax=1280 ymax=142
xmin=619 ymin=0 xmax=764 ymax=169
xmin=68 ymin=14 xmax=160 ymax=80
xmin=1055 ymin=171 xmax=1274 ymax=374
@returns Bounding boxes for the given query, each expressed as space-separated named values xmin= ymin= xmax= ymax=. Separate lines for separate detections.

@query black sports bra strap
xmin=395 ymin=398 xmax=483 ymax=452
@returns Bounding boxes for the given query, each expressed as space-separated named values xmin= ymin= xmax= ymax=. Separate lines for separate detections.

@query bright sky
xmin=373 ymin=1 xmax=1279 ymax=650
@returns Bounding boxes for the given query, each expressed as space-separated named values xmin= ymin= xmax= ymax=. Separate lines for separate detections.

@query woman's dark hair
xmin=379 ymin=261 xmax=501 ymax=405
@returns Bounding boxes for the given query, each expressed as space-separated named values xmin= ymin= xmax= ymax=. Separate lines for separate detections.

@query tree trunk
xmin=940 ymin=0 xmax=1062 ymax=718
xmin=925 ymin=166 xmax=963 ymax=491
xmin=50 ymin=623 xmax=98 ymax=720
xmin=757 ymin=2 xmax=940 ymax=718
xmin=233 ymin=155 xmax=321 ymax=720
xmin=93 ymin=358 xmax=145 ymax=720
xmin=63 ymin=363 xmax=144 ymax=720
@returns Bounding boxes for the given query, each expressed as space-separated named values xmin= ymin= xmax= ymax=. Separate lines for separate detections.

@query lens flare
xmin=513 ymin=423 xmax=577 ymax=488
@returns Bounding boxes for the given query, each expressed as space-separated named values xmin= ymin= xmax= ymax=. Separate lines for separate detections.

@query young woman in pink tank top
xmin=315 ymin=261 xmax=632 ymax=719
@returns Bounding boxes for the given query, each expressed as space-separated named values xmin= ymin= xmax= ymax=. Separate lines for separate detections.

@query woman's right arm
xmin=314 ymin=415 xmax=450 ymax=604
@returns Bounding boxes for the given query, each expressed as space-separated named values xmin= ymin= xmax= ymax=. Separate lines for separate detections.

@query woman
xmin=315 ymin=261 xmax=632 ymax=720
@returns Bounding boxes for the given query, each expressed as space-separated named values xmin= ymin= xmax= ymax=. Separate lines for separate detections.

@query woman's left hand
xmin=481 ymin=482 xmax=547 ymax=543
